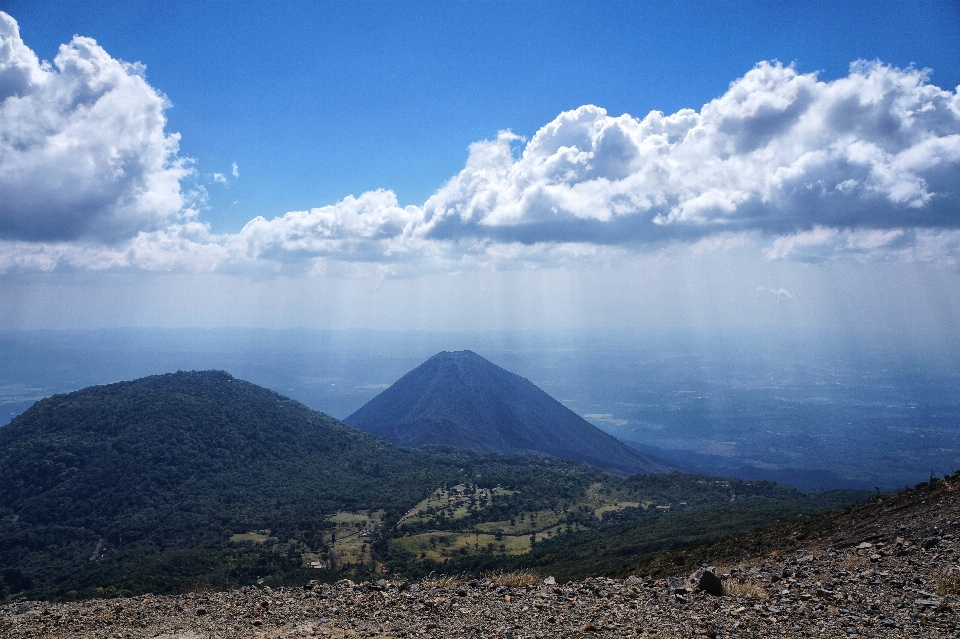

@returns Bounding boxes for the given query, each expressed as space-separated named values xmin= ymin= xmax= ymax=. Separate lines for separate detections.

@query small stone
xmin=921 ymin=537 xmax=941 ymax=550
xmin=915 ymin=598 xmax=941 ymax=608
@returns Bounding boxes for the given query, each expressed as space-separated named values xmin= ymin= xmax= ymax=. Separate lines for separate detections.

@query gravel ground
xmin=4 ymin=480 xmax=959 ymax=639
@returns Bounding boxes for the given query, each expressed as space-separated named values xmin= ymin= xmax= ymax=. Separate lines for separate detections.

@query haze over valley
xmin=2 ymin=327 xmax=958 ymax=490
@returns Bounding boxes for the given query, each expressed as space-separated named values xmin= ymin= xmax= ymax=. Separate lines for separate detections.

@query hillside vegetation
xmin=0 ymin=371 xmax=866 ymax=602
xmin=6 ymin=474 xmax=956 ymax=639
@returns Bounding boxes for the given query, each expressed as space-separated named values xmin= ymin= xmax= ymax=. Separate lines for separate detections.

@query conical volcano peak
xmin=432 ymin=350 xmax=478 ymax=358
xmin=421 ymin=350 xmax=514 ymax=375
xmin=425 ymin=350 xmax=495 ymax=365
xmin=346 ymin=352 xmax=669 ymax=475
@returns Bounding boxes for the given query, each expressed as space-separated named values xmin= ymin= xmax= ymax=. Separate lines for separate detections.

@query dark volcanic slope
xmin=345 ymin=350 xmax=669 ymax=475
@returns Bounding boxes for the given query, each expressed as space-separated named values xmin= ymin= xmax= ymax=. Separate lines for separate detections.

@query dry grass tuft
xmin=487 ymin=569 xmax=541 ymax=588
xmin=841 ymin=552 xmax=867 ymax=569
xmin=733 ymin=558 xmax=765 ymax=571
xmin=936 ymin=573 xmax=960 ymax=596
xmin=724 ymin=579 xmax=769 ymax=600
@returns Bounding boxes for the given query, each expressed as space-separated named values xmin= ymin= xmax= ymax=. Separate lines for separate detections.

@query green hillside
xmin=0 ymin=371 xmax=867 ymax=602
xmin=376 ymin=473 xmax=867 ymax=580
xmin=0 ymin=371 xmax=608 ymax=600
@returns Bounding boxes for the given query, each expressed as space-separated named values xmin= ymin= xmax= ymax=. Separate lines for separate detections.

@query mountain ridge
xmin=345 ymin=350 xmax=670 ymax=475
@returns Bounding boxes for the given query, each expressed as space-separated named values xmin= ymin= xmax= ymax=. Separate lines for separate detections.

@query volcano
xmin=345 ymin=350 xmax=669 ymax=475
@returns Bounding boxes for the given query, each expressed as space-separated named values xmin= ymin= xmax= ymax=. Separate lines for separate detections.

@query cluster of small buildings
xmin=447 ymin=484 xmax=500 ymax=505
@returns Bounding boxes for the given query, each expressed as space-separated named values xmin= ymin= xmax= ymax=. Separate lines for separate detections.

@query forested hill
xmin=0 ymin=370 xmax=441 ymax=521
xmin=0 ymin=371 xmax=607 ymax=600
xmin=346 ymin=350 xmax=669 ymax=475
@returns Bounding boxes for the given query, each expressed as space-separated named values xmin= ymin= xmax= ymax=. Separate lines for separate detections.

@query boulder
xmin=697 ymin=570 xmax=725 ymax=597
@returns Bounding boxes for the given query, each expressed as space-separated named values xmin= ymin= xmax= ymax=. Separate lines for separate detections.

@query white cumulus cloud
xmin=417 ymin=61 xmax=960 ymax=243
xmin=763 ymin=226 xmax=960 ymax=266
xmin=757 ymin=286 xmax=796 ymax=302
xmin=1 ymin=9 xmax=959 ymax=275
xmin=223 ymin=60 xmax=960 ymax=271
xmin=0 ymin=11 xmax=190 ymax=243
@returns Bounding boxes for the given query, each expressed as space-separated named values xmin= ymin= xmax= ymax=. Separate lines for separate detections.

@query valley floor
xmin=4 ymin=480 xmax=960 ymax=639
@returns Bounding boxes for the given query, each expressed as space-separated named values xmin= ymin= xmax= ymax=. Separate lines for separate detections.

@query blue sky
xmin=1 ymin=1 xmax=960 ymax=335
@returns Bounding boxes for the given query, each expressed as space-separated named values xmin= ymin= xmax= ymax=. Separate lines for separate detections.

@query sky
xmin=1 ymin=1 xmax=960 ymax=337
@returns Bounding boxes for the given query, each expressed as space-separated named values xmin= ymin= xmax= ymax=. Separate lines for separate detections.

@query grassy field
xmin=325 ymin=510 xmax=385 ymax=569
xmin=328 ymin=510 xmax=384 ymax=527
xmin=399 ymin=484 xmax=514 ymax=524
xmin=237 ymin=477 xmax=858 ymax=581
xmin=390 ymin=482 xmax=657 ymax=562
xmin=229 ymin=531 xmax=274 ymax=543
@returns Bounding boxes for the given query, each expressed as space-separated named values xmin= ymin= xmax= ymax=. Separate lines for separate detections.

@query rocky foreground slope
xmin=4 ymin=475 xmax=959 ymax=639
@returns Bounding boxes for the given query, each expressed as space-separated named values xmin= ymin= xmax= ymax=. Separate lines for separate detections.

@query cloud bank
xmin=0 ymin=13 xmax=189 ymax=244
xmin=1 ymin=10 xmax=959 ymax=274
